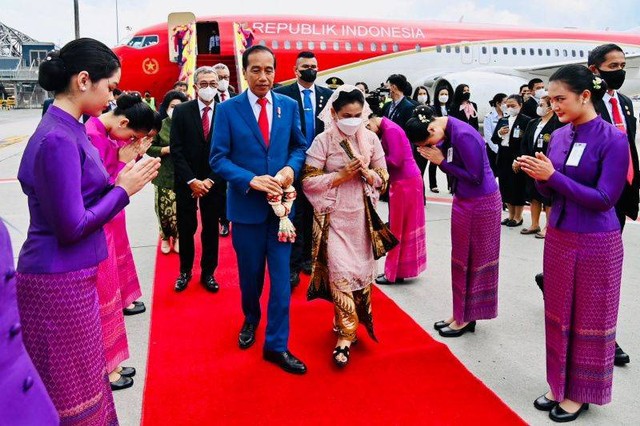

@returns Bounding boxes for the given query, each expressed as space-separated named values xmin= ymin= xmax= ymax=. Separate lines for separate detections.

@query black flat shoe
xmin=238 ymin=321 xmax=256 ymax=349
xmin=549 ymin=403 xmax=589 ymax=422
xmin=375 ymin=275 xmax=404 ymax=285
xmin=219 ymin=224 xmax=230 ymax=237
xmin=430 ymin=187 xmax=439 ymax=193
xmin=501 ymin=218 xmax=511 ymax=225
xmin=615 ymin=342 xmax=630 ymax=366
xmin=333 ymin=346 xmax=350 ymax=368
xmin=506 ymin=219 xmax=524 ymax=227
xmin=433 ymin=320 xmax=451 ymax=330
xmin=110 ymin=376 xmax=134 ymax=391
xmin=535 ymin=273 xmax=544 ymax=293
xmin=201 ymin=275 xmax=219 ymax=293
xmin=534 ymin=394 xmax=557 ymax=411
xmin=123 ymin=302 xmax=146 ymax=316
xmin=119 ymin=366 xmax=136 ymax=378
xmin=438 ymin=321 xmax=476 ymax=337
xmin=174 ymin=272 xmax=191 ymax=292
xmin=263 ymin=350 xmax=307 ymax=374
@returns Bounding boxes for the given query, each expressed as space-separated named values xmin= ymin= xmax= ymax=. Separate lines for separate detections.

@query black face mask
xmin=461 ymin=92 xmax=471 ymax=101
xmin=298 ymin=69 xmax=317 ymax=83
xmin=597 ymin=68 xmax=626 ymax=91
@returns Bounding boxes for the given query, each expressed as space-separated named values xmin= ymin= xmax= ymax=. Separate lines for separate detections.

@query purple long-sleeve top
xmin=17 ymin=106 xmax=129 ymax=274
xmin=379 ymin=117 xmax=421 ymax=181
xmin=536 ymin=116 xmax=628 ymax=233
xmin=85 ymin=117 xmax=126 ymax=184
xmin=438 ymin=117 xmax=498 ymax=199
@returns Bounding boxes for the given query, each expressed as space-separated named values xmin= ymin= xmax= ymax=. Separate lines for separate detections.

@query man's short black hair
xmin=386 ymin=74 xmax=408 ymax=92
xmin=297 ymin=51 xmax=315 ymax=59
xmin=588 ymin=43 xmax=624 ymax=68
xmin=242 ymin=45 xmax=276 ymax=70
xmin=528 ymin=78 xmax=543 ymax=90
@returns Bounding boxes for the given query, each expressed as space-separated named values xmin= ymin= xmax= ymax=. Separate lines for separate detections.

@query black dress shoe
xmin=375 ymin=275 xmax=405 ymax=285
xmin=123 ymin=301 xmax=146 ymax=316
xmin=615 ymin=342 xmax=630 ymax=366
xmin=549 ymin=403 xmax=589 ymax=422
xmin=433 ymin=320 xmax=451 ymax=330
xmin=501 ymin=218 xmax=511 ymax=225
xmin=219 ymin=224 xmax=230 ymax=237
xmin=506 ymin=219 xmax=524 ymax=227
xmin=301 ymin=261 xmax=313 ymax=275
xmin=174 ymin=272 xmax=191 ymax=292
xmin=119 ymin=367 xmax=136 ymax=378
xmin=110 ymin=375 xmax=134 ymax=391
xmin=201 ymin=275 xmax=219 ymax=293
xmin=238 ymin=322 xmax=256 ymax=349
xmin=430 ymin=187 xmax=439 ymax=193
xmin=535 ymin=273 xmax=544 ymax=293
xmin=290 ymin=271 xmax=300 ymax=288
xmin=534 ymin=394 xmax=557 ymax=411
xmin=438 ymin=321 xmax=476 ymax=337
xmin=263 ymin=349 xmax=307 ymax=374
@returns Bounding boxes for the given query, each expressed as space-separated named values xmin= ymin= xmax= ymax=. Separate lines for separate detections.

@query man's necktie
xmin=302 ymin=89 xmax=315 ymax=145
xmin=257 ymin=97 xmax=270 ymax=147
xmin=221 ymin=92 xmax=226 ymax=101
xmin=202 ymin=106 xmax=211 ymax=140
xmin=609 ymin=97 xmax=633 ymax=185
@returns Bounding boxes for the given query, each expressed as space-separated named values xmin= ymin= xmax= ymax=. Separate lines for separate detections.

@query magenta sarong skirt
xmin=451 ymin=190 xmax=501 ymax=323
xmin=111 ymin=210 xmax=142 ymax=308
xmin=544 ymin=227 xmax=623 ymax=405
xmin=384 ymin=176 xmax=427 ymax=282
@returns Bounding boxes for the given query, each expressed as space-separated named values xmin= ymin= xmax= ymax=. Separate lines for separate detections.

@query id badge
xmin=513 ymin=127 xmax=520 ymax=138
xmin=566 ymin=143 xmax=586 ymax=167
xmin=447 ymin=147 xmax=453 ymax=163
xmin=537 ymin=136 xmax=544 ymax=148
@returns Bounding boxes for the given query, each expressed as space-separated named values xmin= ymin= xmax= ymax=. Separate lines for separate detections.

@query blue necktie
xmin=302 ymin=89 xmax=315 ymax=146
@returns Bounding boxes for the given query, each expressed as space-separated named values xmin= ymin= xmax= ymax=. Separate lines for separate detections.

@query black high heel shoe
xmin=533 ymin=394 xmax=557 ymax=411
xmin=549 ymin=403 xmax=589 ymax=422
xmin=333 ymin=346 xmax=350 ymax=368
xmin=433 ymin=320 xmax=451 ymax=330
xmin=438 ymin=321 xmax=476 ymax=337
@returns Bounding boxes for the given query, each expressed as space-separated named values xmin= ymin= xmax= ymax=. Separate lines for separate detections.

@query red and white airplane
xmin=112 ymin=15 xmax=640 ymax=117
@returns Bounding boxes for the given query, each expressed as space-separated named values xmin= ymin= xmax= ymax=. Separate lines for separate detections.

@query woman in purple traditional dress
xmin=15 ymin=38 xmax=159 ymax=425
xmin=86 ymin=92 xmax=157 ymax=391
xmin=519 ymin=65 xmax=628 ymax=423
xmin=406 ymin=105 xmax=501 ymax=338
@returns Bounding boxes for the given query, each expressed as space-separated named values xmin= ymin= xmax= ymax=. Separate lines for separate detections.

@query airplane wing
xmin=515 ymin=53 xmax=640 ymax=77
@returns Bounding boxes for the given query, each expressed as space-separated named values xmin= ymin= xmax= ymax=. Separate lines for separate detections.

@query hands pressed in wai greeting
xmin=517 ymin=152 xmax=555 ymax=181
xmin=417 ymin=145 xmax=445 ymax=165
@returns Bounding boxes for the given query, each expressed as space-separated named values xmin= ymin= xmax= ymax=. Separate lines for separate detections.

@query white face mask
xmin=198 ymin=86 xmax=216 ymax=103
xmin=536 ymin=106 xmax=548 ymax=117
xmin=534 ymin=88 xmax=547 ymax=99
xmin=417 ymin=95 xmax=429 ymax=104
xmin=217 ymin=79 xmax=229 ymax=92
xmin=506 ymin=107 xmax=519 ymax=117
xmin=336 ymin=117 xmax=363 ymax=136
xmin=167 ymin=108 xmax=174 ymax=119
xmin=438 ymin=95 xmax=449 ymax=104
xmin=500 ymin=104 xmax=507 ymax=114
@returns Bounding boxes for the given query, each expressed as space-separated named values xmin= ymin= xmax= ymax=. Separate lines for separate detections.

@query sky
xmin=2 ymin=0 xmax=639 ymax=48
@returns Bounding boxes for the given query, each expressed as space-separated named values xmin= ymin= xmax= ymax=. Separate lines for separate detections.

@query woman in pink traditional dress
xmin=303 ymin=86 xmax=388 ymax=368
xmin=86 ymin=92 xmax=157 ymax=390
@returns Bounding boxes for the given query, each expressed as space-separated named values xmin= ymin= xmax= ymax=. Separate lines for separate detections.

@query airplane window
xmin=142 ymin=36 xmax=158 ymax=47
xmin=357 ymin=42 xmax=364 ymax=51
xmin=258 ymin=40 xmax=266 ymax=46
xmin=579 ymin=50 xmax=584 ymax=57
xmin=334 ymin=41 xmax=340 ymax=51
xmin=320 ymin=41 xmax=327 ymax=50
xmin=554 ymin=49 xmax=559 ymax=56
xmin=284 ymin=40 xmax=291 ymax=50
xmin=345 ymin=42 xmax=352 ymax=51
xmin=296 ymin=41 xmax=303 ymax=50
xmin=436 ymin=45 xmax=442 ymax=53
xmin=381 ymin=43 xmax=387 ymax=52
xmin=521 ymin=48 xmax=526 ymax=55
xmin=538 ymin=48 xmax=543 ymax=56
xmin=493 ymin=47 xmax=498 ymax=54
xmin=392 ymin=43 xmax=399 ymax=52
xmin=572 ymin=49 xmax=576 ymax=57
xmin=455 ymin=46 xmax=460 ymax=53
xmin=481 ymin=46 xmax=487 ymax=54
xmin=546 ymin=48 xmax=551 ymax=56
xmin=503 ymin=47 xmax=508 ymax=55
xmin=308 ymin=41 xmax=315 ymax=50
xmin=529 ymin=48 xmax=535 ymax=55
xmin=371 ymin=43 xmax=377 ymax=52
xmin=512 ymin=47 xmax=517 ymax=55
xmin=446 ymin=46 xmax=451 ymax=53
xmin=127 ymin=36 xmax=144 ymax=48
xmin=563 ymin=49 xmax=567 ymax=56
xmin=464 ymin=46 xmax=470 ymax=54
xmin=271 ymin=40 xmax=279 ymax=49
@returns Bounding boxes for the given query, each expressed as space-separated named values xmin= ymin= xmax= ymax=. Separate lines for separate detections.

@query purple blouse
xmin=17 ymin=106 xmax=129 ymax=274
xmin=536 ymin=116 xmax=628 ymax=233
xmin=379 ymin=117 xmax=421 ymax=181
xmin=438 ymin=117 xmax=498 ymax=199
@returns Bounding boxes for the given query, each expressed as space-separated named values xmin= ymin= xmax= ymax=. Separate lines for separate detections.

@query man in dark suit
xmin=274 ymin=51 xmax=333 ymax=287
xmin=211 ymin=45 xmax=308 ymax=374
xmin=381 ymin=74 xmax=416 ymax=130
xmin=589 ymin=43 xmax=639 ymax=367
xmin=170 ymin=66 xmax=224 ymax=293
xmin=521 ymin=78 xmax=546 ymax=118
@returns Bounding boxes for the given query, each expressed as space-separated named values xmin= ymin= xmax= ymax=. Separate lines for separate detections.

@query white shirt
xmin=483 ymin=109 xmax=500 ymax=153
xmin=209 ymin=35 xmax=220 ymax=49
xmin=603 ymin=91 xmax=626 ymax=131
xmin=297 ymin=82 xmax=316 ymax=116
xmin=247 ymin=89 xmax=273 ymax=133
xmin=217 ymin=90 xmax=231 ymax=102
xmin=440 ymin=105 xmax=448 ymax=117
xmin=197 ymin=98 xmax=214 ymax=126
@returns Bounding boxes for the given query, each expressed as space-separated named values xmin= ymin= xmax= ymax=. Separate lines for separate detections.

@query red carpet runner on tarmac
xmin=142 ymin=231 xmax=525 ymax=425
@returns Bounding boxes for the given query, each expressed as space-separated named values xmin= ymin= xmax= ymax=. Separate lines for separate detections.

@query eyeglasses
xmin=197 ymin=81 xmax=218 ymax=89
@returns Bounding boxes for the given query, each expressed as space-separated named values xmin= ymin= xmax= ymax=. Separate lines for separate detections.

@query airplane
xmin=112 ymin=15 xmax=640 ymax=118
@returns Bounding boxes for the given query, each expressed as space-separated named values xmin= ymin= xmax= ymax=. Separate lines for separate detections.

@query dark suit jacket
xmin=450 ymin=101 xmax=480 ymax=130
xmin=273 ymin=82 xmax=333 ymax=140
xmin=492 ymin=114 xmax=532 ymax=164
xmin=596 ymin=93 xmax=640 ymax=220
xmin=521 ymin=115 xmax=563 ymax=156
xmin=170 ymin=99 xmax=221 ymax=188
xmin=381 ymin=96 xmax=415 ymax=130
xmin=214 ymin=89 xmax=237 ymax=103
xmin=521 ymin=97 xmax=539 ymax=120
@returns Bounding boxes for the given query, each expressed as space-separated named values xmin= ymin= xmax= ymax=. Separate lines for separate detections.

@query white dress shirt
xmin=247 ymin=89 xmax=273 ymax=133
xmin=297 ymin=82 xmax=316 ymax=116
xmin=483 ymin=109 xmax=500 ymax=153
xmin=603 ymin=91 xmax=626 ymax=131
xmin=187 ymin=100 xmax=215 ymax=185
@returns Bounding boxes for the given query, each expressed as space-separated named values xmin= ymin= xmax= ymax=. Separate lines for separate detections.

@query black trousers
xmin=218 ymin=180 xmax=230 ymax=226
xmin=290 ymin=180 xmax=313 ymax=272
xmin=175 ymin=184 xmax=223 ymax=277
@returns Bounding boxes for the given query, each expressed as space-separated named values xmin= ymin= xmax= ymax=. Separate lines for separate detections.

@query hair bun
xmin=38 ymin=50 xmax=68 ymax=92
xmin=591 ymin=74 xmax=608 ymax=98
xmin=115 ymin=92 xmax=143 ymax=110
xmin=412 ymin=104 xmax=434 ymax=120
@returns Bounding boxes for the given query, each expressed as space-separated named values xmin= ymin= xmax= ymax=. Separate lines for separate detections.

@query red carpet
xmin=142 ymin=231 xmax=525 ymax=425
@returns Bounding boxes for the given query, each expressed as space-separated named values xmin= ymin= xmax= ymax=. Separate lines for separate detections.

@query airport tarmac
xmin=1 ymin=108 xmax=639 ymax=425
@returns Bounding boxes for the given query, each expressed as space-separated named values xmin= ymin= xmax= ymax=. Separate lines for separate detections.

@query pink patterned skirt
xmin=543 ymin=227 xmax=623 ymax=405
xmin=384 ymin=176 xmax=427 ymax=282
xmin=111 ymin=210 xmax=142 ymax=308
xmin=16 ymin=267 xmax=118 ymax=425
xmin=450 ymin=190 xmax=501 ymax=323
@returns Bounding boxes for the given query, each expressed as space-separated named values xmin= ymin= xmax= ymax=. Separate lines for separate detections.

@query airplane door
xmin=478 ymin=45 xmax=491 ymax=64
xmin=461 ymin=44 xmax=473 ymax=64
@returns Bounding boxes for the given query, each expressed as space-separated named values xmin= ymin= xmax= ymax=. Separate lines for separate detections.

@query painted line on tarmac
xmin=0 ymin=135 xmax=28 ymax=148
xmin=0 ymin=178 xmax=19 ymax=184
